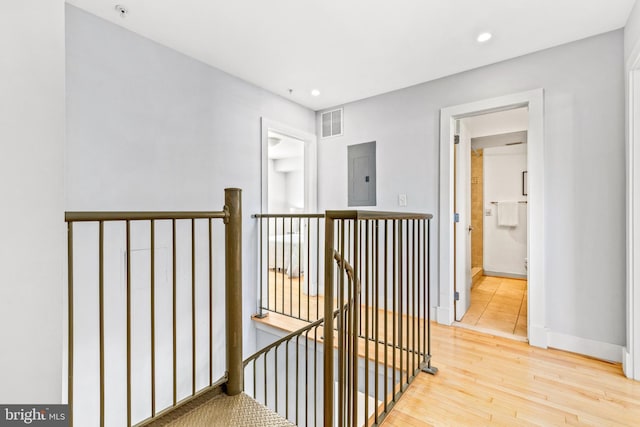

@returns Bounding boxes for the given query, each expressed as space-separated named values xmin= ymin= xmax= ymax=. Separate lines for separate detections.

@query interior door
xmin=455 ymin=121 xmax=472 ymax=321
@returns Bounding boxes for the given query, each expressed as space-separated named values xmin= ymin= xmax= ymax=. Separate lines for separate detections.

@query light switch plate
xmin=398 ymin=194 xmax=407 ymax=207
xmin=485 ymin=208 xmax=492 ymax=216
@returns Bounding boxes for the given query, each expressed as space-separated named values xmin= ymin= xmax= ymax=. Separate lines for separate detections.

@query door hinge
xmin=454 ymin=213 xmax=460 ymax=223
xmin=454 ymin=135 xmax=460 ymax=145
xmin=454 ymin=291 xmax=460 ymax=301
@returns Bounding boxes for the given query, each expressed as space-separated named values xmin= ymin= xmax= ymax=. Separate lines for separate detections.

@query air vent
xmin=321 ymin=108 xmax=343 ymax=138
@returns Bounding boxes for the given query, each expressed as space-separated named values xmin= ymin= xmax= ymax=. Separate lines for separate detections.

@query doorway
xmin=455 ymin=109 xmax=529 ymax=339
xmin=260 ymin=118 xmax=317 ymax=213
xmin=438 ymin=89 xmax=546 ymax=349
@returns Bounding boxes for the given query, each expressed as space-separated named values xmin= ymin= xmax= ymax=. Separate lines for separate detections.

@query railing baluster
xmin=266 ymin=218 xmax=270 ymax=313
xmin=314 ymin=326 xmax=318 ymax=427
xmin=339 ymin=219 xmax=345 ymax=426
xmin=316 ymin=218 xmax=320 ymax=323
xmin=427 ymin=219 xmax=433 ymax=372
xmin=280 ymin=217 xmax=284 ymax=315
xmin=307 ymin=218 xmax=311 ymax=321
xmin=99 ymin=221 xmax=105 ymax=427
xmin=417 ymin=220 xmax=422 ymax=368
xmin=398 ymin=220 xmax=404 ymax=391
xmin=298 ymin=217 xmax=302 ymax=320
xmin=151 ymin=220 xmax=156 ymax=417
xmin=392 ymin=219 xmax=397 ymax=402
xmin=191 ymin=219 xmax=196 ymax=396
xmin=286 ymin=341 xmax=289 ymax=420
xmin=374 ymin=220 xmax=380 ymax=425
xmin=305 ymin=330 xmax=309 ymax=427
xmin=126 ymin=220 xmax=132 ymax=427
xmin=172 ymin=219 xmax=177 ymax=406
xmin=264 ymin=354 xmax=268 ymax=406
xmin=295 ymin=335 xmax=300 ymax=426
xmin=260 ymin=215 xmax=264 ymax=317
xmin=67 ymin=222 xmax=74 ymax=427
xmin=209 ymin=218 xmax=213 ymax=386
xmin=364 ymin=221 xmax=369 ymax=426
xmin=406 ymin=220 xmax=411 ymax=380
xmin=253 ymin=360 xmax=257 ymax=398
xmin=275 ymin=346 xmax=279 ymax=413
xmin=411 ymin=219 xmax=419 ymax=376
xmin=289 ymin=218 xmax=293 ymax=317
xmin=384 ymin=219 xmax=389 ymax=413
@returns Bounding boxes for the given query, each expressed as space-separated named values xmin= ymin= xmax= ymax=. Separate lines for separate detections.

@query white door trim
xmin=625 ymin=44 xmax=640 ymax=379
xmin=260 ymin=117 xmax=318 ymax=213
xmin=438 ymin=89 xmax=547 ymax=348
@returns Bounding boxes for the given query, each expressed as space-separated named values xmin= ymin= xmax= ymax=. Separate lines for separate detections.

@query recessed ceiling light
xmin=477 ymin=32 xmax=492 ymax=43
xmin=311 ymin=89 xmax=321 ymax=97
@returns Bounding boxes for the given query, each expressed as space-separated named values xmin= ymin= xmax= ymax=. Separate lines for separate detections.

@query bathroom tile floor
xmin=459 ymin=275 xmax=527 ymax=338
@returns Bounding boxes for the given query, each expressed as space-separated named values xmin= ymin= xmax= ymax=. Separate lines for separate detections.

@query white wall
xmin=285 ymin=169 xmax=305 ymax=211
xmin=66 ymin=3 xmax=314 ymax=370
xmin=317 ymin=30 xmax=626 ymax=349
xmin=0 ymin=1 xmax=66 ymax=403
xmin=483 ymin=145 xmax=528 ymax=276
xmin=268 ymin=160 xmax=287 ymax=212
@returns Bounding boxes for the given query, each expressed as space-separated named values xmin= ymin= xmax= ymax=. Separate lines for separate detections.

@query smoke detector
xmin=115 ymin=5 xmax=128 ymax=18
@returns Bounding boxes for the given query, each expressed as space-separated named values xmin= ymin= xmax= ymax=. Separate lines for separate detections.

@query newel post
xmin=225 ymin=188 xmax=243 ymax=395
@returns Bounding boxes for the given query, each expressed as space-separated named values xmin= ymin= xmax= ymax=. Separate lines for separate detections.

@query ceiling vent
xmin=321 ymin=108 xmax=343 ymax=138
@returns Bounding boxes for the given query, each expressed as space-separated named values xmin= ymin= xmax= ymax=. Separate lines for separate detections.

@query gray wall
xmin=0 ymin=1 xmax=66 ymax=403
xmin=66 ymin=4 xmax=315 ymax=362
xmin=317 ymin=30 xmax=626 ymax=347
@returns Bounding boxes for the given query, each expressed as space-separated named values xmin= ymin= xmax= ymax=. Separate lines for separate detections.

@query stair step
xmin=165 ymin=392 xmax=294 ymax=427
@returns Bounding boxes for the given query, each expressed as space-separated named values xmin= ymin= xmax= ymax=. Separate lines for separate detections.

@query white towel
xmin=497 ymin=201 xmax=519 ymax=227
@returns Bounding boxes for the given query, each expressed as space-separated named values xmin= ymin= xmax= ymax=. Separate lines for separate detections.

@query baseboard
xmin=483 ymin=270 xmax=527 ymax=280
xmin=547 ymin=331 xmax=623 ymax=363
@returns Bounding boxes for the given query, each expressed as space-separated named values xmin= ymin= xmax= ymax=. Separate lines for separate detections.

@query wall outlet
xmin=398 ymin=194 xmax=407 ymax=207
xmin=485 ymin=208 xmax=492 ymax=216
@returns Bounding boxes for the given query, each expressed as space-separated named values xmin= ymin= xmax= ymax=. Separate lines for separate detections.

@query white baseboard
xmin=547 ymin=331 xmax=623 ymax=363
xmin=483 ymin=270 xmax=527 ymax=280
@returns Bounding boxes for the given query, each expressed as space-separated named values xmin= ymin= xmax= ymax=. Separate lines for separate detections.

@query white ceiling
xmin=66 ymin=0 xmax=636 ymax=111
xmin=267 ymin=131 xmax=304 ymax=160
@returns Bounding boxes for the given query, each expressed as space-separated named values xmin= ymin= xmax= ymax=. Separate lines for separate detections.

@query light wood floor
xmin=262 ymin=270 xmax=323 ymax=321
xmin=258 ymin=271 xmax=640 ymax=426
xmin=459 ymin=275 xmax=527 ymax=338
xmin=382 ymin=323 xmax=640 ymax=426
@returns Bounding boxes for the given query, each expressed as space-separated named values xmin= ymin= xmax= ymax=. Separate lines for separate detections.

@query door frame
xmin=438 ymin=89 xmax=546 ymax=348
xmin=260 ymin=117 xmax=318 ymax=213
xmin=454 ymin=120 xmax=472 ymax=321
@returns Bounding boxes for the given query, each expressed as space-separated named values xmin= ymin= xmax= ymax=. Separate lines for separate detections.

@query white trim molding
xmin=547 ymin=332 xmax=623 ymax=363
xmin=438 ymin=89 xmax=546 ymax=348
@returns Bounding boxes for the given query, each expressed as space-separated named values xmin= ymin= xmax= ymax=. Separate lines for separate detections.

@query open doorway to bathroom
xmin=455 ymin=107 xmax=529 ymax=339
